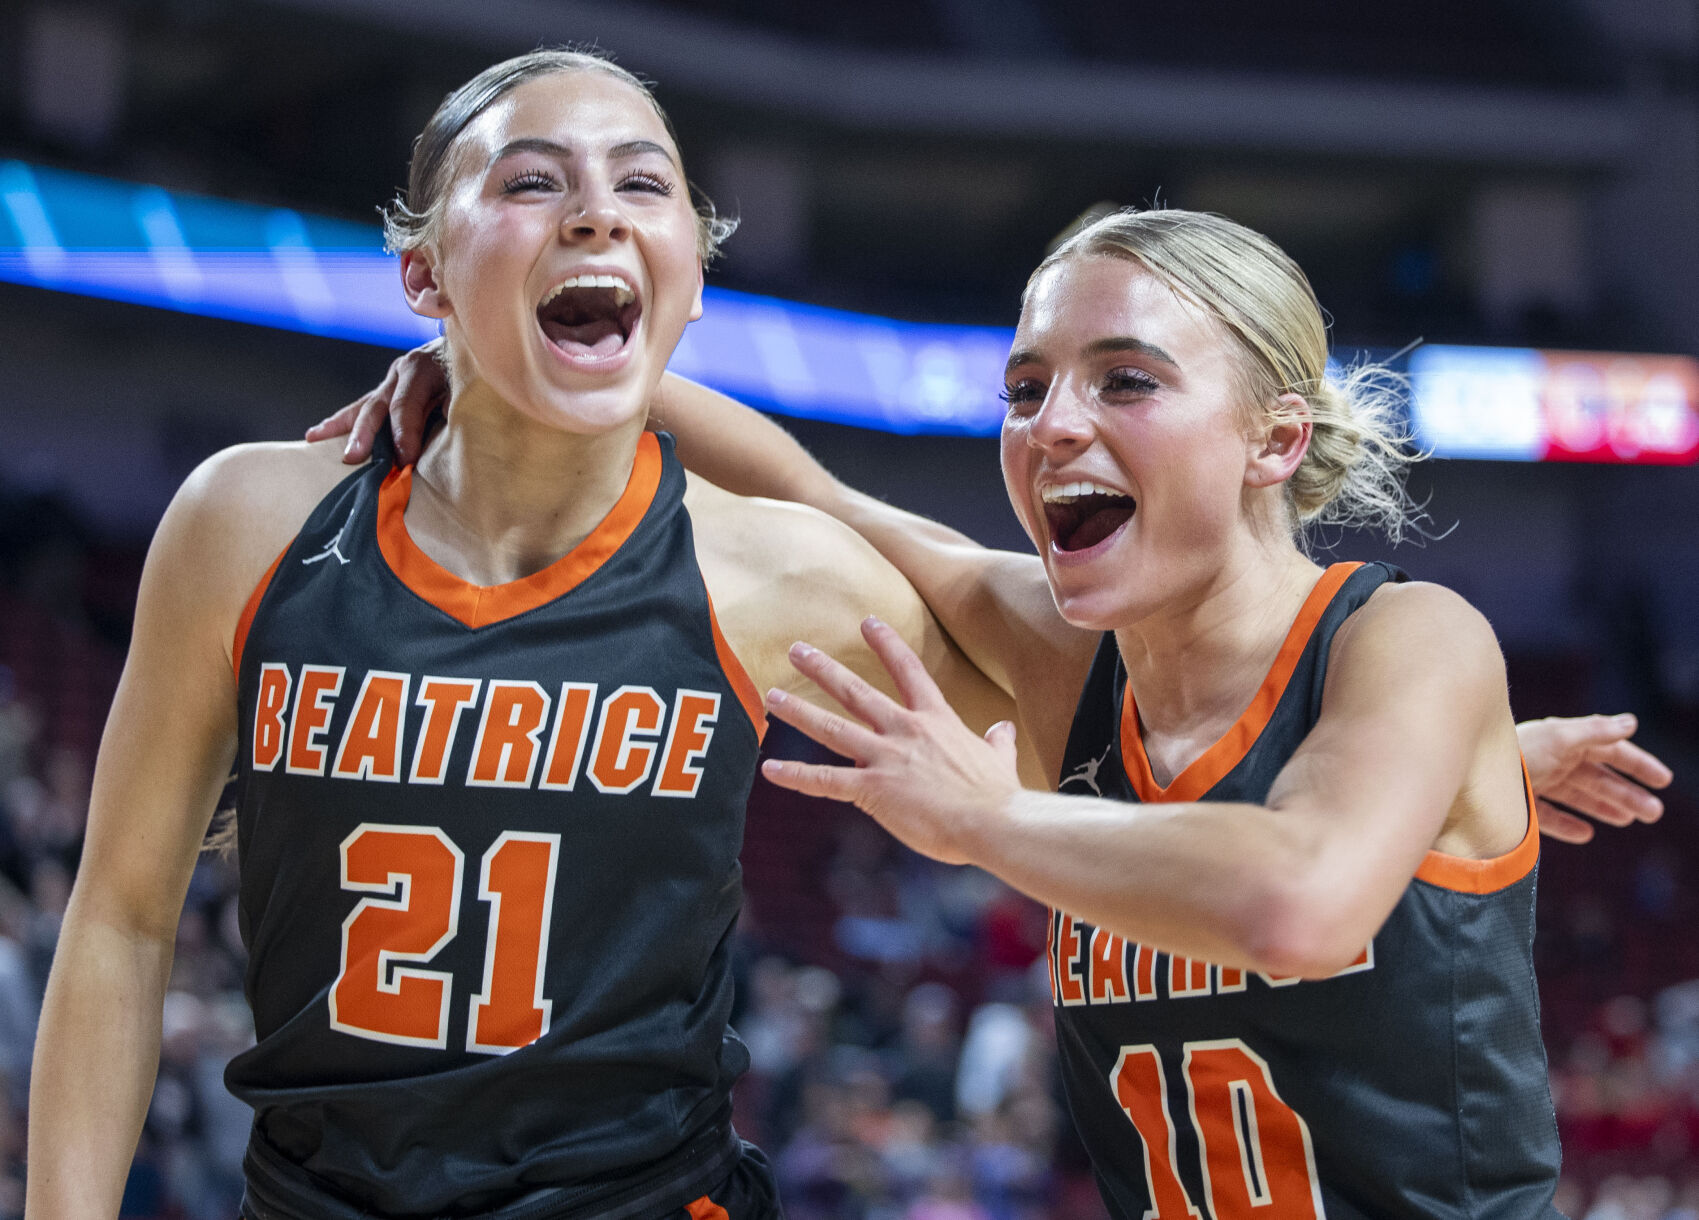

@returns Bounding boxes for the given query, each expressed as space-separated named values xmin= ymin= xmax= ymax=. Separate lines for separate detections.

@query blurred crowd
xmin=0 ymin=491 xmax=1695 ymax=1219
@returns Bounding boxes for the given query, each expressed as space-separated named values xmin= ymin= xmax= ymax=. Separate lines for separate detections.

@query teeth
xmin=1041 ymin=481 xmax=1126 ymax=504
xmin=539 ymin=275 xmax=636 ymax=307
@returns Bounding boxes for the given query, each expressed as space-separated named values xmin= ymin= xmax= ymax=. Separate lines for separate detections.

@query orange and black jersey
xmin=1051 ymin=562 xmax=1562 ymax=1220
xmin=226 ymin=432 xmax=765 ymax=1220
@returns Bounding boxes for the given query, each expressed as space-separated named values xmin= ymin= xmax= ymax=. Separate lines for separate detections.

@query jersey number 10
xmin=1112 ymin=1042 xmax=1325 ymax=1219
xmin=328 ymin=824 xmax=560 ymax=1054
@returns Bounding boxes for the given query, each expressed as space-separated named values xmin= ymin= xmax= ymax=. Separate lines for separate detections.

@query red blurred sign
xmin=1540 ymin=351 xmax=1699 ymax=464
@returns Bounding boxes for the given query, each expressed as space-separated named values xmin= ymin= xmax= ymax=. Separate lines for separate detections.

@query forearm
xmin=966 ymin=789 xmax=1388 ymax=977
xmin=654 ymin=373 xmax=849 ymax=510
xmin=27 ymin=909 xmax=173 ymax=1220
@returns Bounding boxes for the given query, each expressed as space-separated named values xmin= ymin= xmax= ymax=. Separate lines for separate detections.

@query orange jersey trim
xmin=706 ymin=592 xmax=767 ymax=744
xmin=376 ymin=432 xmax=663 ymax=630
xmin=231 ymin=544 xmax=291 ymax=678
xmin=685 ymin=1199 xmax=730 ymax=1220
xmin=1415 ymin=761 xmax=1540 ymax=894
xmin=1119 ymin=562 xmax=1363 ymax=803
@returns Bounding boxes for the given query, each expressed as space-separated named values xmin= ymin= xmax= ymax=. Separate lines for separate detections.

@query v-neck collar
xmin=1118 ymin=562 xmax=1362 ymax=803
xmin=375 ymin=431 xmax=662 ymax=630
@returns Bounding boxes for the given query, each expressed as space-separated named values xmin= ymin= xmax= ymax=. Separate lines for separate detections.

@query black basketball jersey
xmin=224 ymin=432 xmax=764 ymax=1220
xmin=1049 ymin=562 xmax=1562 ymax=1220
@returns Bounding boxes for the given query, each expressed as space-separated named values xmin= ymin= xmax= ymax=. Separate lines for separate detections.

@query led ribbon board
xmin=1409 ymin=345 xmax=1699 ymax=465
xmin=0 ymin=160 xmax=1009 ymax=435
xmin=5 ymin=160 xmax=1696 ymax=458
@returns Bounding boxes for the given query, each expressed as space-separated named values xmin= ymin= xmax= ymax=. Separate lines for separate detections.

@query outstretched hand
xmin=305 ymin=339 xmax=448 ymax=465
xmin=761 ymin=618 xmax=1021 ymax=866
xmin=1517 ymin=713 xmax=1672 ymax=843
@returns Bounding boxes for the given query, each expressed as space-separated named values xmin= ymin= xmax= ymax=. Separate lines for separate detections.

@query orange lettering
xmin=252 ymin=663 xmax=291 ymax=771
xmin=1089 ymin=927 xmax=1130 ymax=1003
xmin=1056 ymin=913 xmax=1085 ymax=1006
xmin=538 ymin=683 xmax=597 ymax=791
xmin=654 ymin=690 xmax=719 ymax=797
xmin=332 ymin=671 xmax=410 ymax=781
xmin=1133 ymin=943 xmax=1159 ymax=1000
xmin=286 ymin=665 xmax=344 ymax=776
xmin=1170 ymin=954 xmax=1212 ymax=998
xmin=410 ymin=678 xmax=482 ymax=784
xmin=468 ymin=681 xmax=550 ymax=788
xmin=588 ymin=686 xmax=665 ymax=794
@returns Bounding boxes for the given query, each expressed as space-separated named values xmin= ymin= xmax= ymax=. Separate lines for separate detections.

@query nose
xmin=562 ymin=181 xmax=630 ymax=245
xmin=1025 ymin=380 xmax=1095 ymax=455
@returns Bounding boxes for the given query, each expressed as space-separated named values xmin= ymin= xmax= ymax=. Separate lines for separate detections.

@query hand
xmin=761 ymin=617 xmax=1021 ymax=866
xmin=1517 ymin=713 xmax=1672 ymax=843
xmin=305 ymin=339 xmax=448 ymax=465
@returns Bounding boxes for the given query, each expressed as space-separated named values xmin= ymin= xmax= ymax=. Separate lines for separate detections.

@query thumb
xmin=984 ymin=720 xmax=1019 ymax=768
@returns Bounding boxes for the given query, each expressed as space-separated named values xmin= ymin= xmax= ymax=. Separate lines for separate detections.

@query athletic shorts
xmin=677 ymin=1141 xmax=781 ymax=1220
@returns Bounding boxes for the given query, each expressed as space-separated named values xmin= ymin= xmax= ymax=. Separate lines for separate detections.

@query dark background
xmin=1 ymin=2 xmax=1696 ymax=1217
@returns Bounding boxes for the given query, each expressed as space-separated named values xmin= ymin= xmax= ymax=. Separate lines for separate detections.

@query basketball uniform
xmin=225 ymin=431 xmax=773 ymax=1219
xmin=1049 ymin=561 xmax=1562 ymax=1219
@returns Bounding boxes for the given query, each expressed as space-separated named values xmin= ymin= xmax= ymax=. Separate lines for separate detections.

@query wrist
xmin=954 ymin=781 xmax=1029 ymax=873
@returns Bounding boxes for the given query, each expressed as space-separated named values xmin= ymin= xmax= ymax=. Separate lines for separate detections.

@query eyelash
xmin=618 ymin=171 xmax=675 ymax=196
xmin=1105 ymin=368 xmax=1161 ymax=394
xmin=502 ymin=170 xmax=558 ymax=193
xmin=999 ymin=368 xmax=1161 ymax=407
xmin=499 ymin=170 xmax=676 ymax=196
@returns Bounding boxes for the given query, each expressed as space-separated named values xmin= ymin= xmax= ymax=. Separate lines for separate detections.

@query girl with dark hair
xmin=27 ymin=49 xmax=1008 ymax=1220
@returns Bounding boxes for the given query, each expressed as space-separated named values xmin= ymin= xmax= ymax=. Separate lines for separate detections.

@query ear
xmin=401 ymin=248 xmax=452 ymax=320
xmin=687 ymin=256 xmax=704 ymax=323
xmin=1245 ymin=392 xmax=1312 ymax=488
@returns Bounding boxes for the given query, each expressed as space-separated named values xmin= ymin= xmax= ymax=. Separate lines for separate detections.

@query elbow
xmin=1234 ymin=873 xmax=1380 ymax=980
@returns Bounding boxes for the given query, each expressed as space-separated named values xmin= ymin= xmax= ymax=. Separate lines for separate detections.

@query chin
xmin=1046 ymin=576 xmax=1142 ymax=633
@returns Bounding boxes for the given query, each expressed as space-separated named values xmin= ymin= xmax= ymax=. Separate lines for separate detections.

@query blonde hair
xmin=1032 ymin=208 xmax=1417 ymax=542
xmin=382 ymin=48 xmax=736 ymax=264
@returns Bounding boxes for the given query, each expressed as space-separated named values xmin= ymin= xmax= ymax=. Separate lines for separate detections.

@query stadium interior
xmin=1 ymin=2 xmax=1697 ymax=1217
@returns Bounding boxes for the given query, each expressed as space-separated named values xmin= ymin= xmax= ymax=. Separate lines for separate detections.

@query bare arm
xmin=311 ymin=353 xmax=1676 ymax=815
xmin=28 ymin=470 xmax=244 ymax=1218
xmin=27 ymin=444 xmax=345 ymax=1220
xmin=760 ymin=583 xmax=1524 ymax=977
xmin=655 ymin=375 xmax=1089 ymax=707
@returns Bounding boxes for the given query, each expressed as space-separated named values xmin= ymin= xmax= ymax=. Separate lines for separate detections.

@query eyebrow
xmin=488 ymin=137 xmax=680 ymax=171
xmin=1004 ymin=336 xmax=1181 ymax=378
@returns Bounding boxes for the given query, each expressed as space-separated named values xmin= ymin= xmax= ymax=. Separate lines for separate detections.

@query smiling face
xmin=402 ymin=69 xmax=704 ymax=436
xmin=1000 ymin=254 xmax=1280 ymax=630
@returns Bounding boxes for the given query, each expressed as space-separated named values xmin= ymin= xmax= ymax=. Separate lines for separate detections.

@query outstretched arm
xmin=309 ymin=354 xmax=1677 ymax=818
xmin=760 ymin=584 xmax=1540 ymax=976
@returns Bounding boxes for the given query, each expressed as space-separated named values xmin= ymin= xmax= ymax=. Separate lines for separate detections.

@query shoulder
xmin=1327 ymin=577 xmax=1507 ymax=708
xmin=152 ymin=438 xmax=366 ymax=649
xmin=685 ymin=474 xmax=912 ymax=604
xmin=684 ymin=473 xmax=929 ymax=689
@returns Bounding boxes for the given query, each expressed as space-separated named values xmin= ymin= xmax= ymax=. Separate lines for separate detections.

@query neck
xmin=405 ymin=384 xmax=646 ymax=587
xmin=1112 ymin=540 xmax=1323 ymax=741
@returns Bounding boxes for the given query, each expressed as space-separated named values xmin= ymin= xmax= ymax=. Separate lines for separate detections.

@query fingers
xmin=765 ymin=686 xmax=883 ymax=762
xmin=785 ymin=640 xmax=906 ymax=730
xmin=1536 ymin=798 xmax=1595 ymax=844
xmin=760 ymin=755 xmax=866 ymax=803
xmin=387 ymin=346 xmax=450 ymax=466
xmin=860 ymin=617 xmax=950 ymax=713
xmin=305 ymin=400 xmax=362 ymax=443
xmin=1592 ymin=738 xmax=1674 ymax=790
xmin=1545 ymin=763 xmax=1664 ymax=827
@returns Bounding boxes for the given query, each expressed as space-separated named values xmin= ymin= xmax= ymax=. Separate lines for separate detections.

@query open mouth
xmin=1041 ymin=481 xmax=1136 ymax=552
xmin=536 ymin=274 xmax=641 ymax=361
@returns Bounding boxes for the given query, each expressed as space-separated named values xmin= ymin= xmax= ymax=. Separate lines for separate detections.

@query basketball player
xmin=25 ymin=51 xmax=1010 ymax=1220
xmin=322 ymin=209 xmax=1673 ymax=1217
